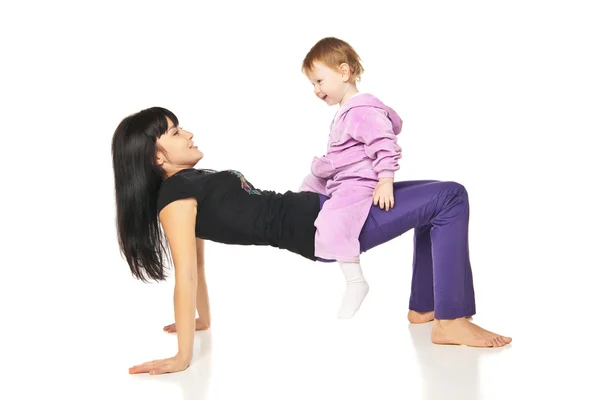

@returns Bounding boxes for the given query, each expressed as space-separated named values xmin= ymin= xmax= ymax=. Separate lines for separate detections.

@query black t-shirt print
xmin=227 ymin=169 xmax=262 ymax=195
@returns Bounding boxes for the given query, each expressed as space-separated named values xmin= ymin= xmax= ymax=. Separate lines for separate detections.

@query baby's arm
xmin=352 ymin=108 xmax=402 ymax=180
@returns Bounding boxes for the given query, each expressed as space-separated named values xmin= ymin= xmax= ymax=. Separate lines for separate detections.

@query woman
xmin=112 ymin=107 xmax=511 ymax=375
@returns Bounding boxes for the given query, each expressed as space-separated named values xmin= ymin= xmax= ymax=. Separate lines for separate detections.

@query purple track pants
xmin=318 ymin=180 xmax=476 ymax=320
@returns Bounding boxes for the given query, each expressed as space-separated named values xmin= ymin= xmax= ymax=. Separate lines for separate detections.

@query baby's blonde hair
xmin=302 ymin=37 xmax=364 ymax=83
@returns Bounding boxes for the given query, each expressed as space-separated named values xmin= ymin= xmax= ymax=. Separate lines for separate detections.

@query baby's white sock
xmin=337 ymin=262 xmax=370 ymax=319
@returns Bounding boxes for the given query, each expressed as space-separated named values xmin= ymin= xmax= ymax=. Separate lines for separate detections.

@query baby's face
xmin=306 ymin=61 xmax=347 ymax=106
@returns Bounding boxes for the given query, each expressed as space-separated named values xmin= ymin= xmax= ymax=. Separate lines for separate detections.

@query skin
xmin=162 ymin=237 xmax=210 ymax=333
xmin=305 ymin=61 xmax=512 ymax=348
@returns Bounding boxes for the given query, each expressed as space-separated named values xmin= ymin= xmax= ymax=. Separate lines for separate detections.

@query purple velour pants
xmin=317 ymin=180 xmax=476 ymax=320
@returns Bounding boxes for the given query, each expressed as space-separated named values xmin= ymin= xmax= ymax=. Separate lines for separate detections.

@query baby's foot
xmin=337 ymin=282 xmax=370 ymax=319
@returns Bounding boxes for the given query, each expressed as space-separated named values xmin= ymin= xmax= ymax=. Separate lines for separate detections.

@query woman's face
xmin=155 ymin=117 xmax=203 ymax=174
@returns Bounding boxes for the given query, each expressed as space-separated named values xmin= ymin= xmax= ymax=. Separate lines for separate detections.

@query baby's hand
xmin=373 ymin=178 xmax=394 ymax=211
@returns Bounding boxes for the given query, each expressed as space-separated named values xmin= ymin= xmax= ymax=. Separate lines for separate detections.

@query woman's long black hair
xmin=111 ymin=107 xmax=179 ymax=282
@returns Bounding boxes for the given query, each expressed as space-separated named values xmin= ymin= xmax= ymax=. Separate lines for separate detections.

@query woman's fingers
xmin=148 ymin=360 xmax=186 ymax=375
xmin=130 ymin=359 xmax=174 ymax=374
xmin=163 ymin=323 xmax=177 ymax=332
xmin=149 ymin=365 xmax=167 ymax=375
xmin=129 ymin=360 xmax=159 ymax=374
xmin=129 ymin=365 xmax=149 ymax=374
xmin=129 ymin=355 xmax=190 ymax=375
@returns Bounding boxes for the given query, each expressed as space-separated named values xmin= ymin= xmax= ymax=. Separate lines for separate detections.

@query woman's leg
xmin=320 ymin=180 xmax=439 ymax=312
xmin=320 ymin=180 xmax=511 ymax=347
xmin=357 ymin=180 xmax=475 ymax=319
xmin=317 ymin=181 xmax=436 ymax=319
xmin=408 ymin=225 xmax=474 ymax=323
xmin=319 ymin=180 xmax=458 ymax=315
xmin=409 ymin=224 xmax=434 ymax=315
xmin=358 ymin=181 xmax=439 ymax=321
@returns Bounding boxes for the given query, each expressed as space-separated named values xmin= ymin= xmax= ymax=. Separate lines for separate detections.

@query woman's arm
xmin=195 ymin=238 xmax=211 ymax=329
xmin=161 ymin=238 xmax=211 ymax=333
xmin=161 ymin=198 xmax=198 ymax=362
xmin=129 ymin=198 xmax=198 ymax=375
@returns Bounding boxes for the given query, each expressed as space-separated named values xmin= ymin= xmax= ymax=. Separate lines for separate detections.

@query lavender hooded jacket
xmin=300 ymin=93 xmax=403 ymax=195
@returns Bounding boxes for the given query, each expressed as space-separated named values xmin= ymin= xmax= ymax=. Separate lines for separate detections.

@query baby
xmin=299 ymin=37 xmax=403 ymax=319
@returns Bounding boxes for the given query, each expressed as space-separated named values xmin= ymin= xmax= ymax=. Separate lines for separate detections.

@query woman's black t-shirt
xmin=156 ymin=168 xmax=321 ymax=261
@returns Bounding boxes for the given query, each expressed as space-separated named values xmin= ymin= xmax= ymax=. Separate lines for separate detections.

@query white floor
xmin=5 ymin=228 xmax=597 ymax=400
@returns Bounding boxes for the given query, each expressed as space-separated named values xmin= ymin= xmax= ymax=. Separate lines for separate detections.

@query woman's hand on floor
xmin=163 ymin=318 xmax=210 ymax=333
xmin=129 ymin=353 xmax=191 ymax=375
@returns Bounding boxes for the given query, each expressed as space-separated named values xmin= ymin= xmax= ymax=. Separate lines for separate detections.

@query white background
xmin=1 ymin=0 xmax=598 ymax=399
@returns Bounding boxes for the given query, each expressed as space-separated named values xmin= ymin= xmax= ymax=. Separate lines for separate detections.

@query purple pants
xmin=317 ymin=180 xmax=476 ymax=320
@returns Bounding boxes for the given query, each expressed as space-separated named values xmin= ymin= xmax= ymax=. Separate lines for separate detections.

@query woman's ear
xmin=156 ymin=146 xmax=168 ymax=166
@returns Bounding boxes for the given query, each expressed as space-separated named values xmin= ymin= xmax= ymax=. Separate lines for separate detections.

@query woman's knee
xmin=441 ymin=181 xmax=468 ymax=198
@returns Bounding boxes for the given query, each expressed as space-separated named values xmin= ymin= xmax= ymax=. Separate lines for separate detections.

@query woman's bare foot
xmin=407 ymin=310 xmax=472 ymax=324
xmin=407 ymin=310 xmax=435 ymax=324
xmin=431 ymin=318 xmax=512 ymax=347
